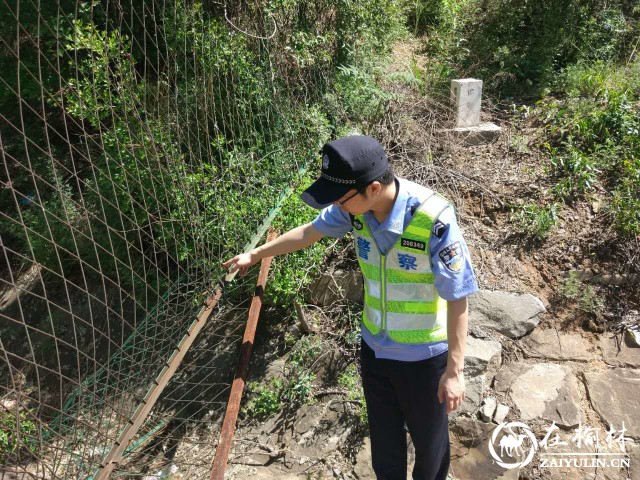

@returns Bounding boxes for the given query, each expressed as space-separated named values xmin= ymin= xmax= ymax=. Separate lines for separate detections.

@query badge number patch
xmin=439 ymin=241 xmax=464 ymax=272
xmin=401 ymin=238 xmax=426 ymax=251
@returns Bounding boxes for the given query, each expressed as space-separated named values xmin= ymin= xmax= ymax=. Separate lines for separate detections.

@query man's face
xmin=333 ymin=183 xmax=378 ymax=214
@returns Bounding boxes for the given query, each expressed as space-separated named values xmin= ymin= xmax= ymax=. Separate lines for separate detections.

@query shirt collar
xmin=364 ymin=177 xmax=408 ymax=235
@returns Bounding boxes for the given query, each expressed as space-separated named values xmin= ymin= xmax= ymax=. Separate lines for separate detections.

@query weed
xmin=548 ymin=147 xmax=599 ymax=201
xmin=610 ymin=158 xmax=640 ymax=237
xmin=509 ymin=134 xmax=530 ymax=154
xmin=0 ymin=409 xmax=38 ymax=463
xmin=288 ymin=334 xmax=324 ymax=368
xmin=511 ymin=202 xmax=559 ymax=240
xmin=281 ymin=371 xmax=316 ymax=407
xmin=244 ymin=380 xmax=283 ymax=419
xmin=559 ymin=272 xmax=605 ymax=317
xmin=558 ymin=271 xmax=582 ymax=301
xmin=338 ymin=364 xmax=367 ymax=426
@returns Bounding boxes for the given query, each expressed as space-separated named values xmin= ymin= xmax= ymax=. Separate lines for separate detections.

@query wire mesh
xmin=0 ymin=1 xmax=332 ymax=477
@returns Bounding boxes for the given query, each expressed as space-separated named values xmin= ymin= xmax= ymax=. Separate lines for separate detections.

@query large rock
xmin=465 ymin=335 xmax=502 ymax=378
xmin=308 ymin=269 xmax=363 ymax=306
xmin=584 ymin=368 xmax=640 ymax=440
xmin=598 ymin=334 xmax=640 ymax=368
xmin=469 ymin=290 xmax=546 ymax=339
xmin=523 ymin=329 xmax=594 ymax=362
xmin=630 ymin=444 xmax=640 ymax=480
xmin=353 ymin=438 xmax=374 ymax=479
xmin=450 ymin=443 xmax=518 ymax=480
xmin=494 ymin=363 xmax=581 ymax=427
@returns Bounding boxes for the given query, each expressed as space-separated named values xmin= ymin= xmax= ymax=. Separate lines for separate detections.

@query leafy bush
xmin=548 ymin=147 xmax=600 ymax=201
xmin=511 ymin=202 xmax=559 ymax=240
xmin=267 ymin=176 xmax=331 ymax=306
xmin=281 ymin=371 xmax=316 ymax=406
xmin=610 ymin=158 xmax=640 ymax=236
xmin=0 ymin=409 xmax=38 ymax=463
xmin=244 ymin=380 xmax=283 ymax=418
xmin=409 ymin=0 xmax=640 ymax=96
xmin=537 ymin=58 xmax=640 ymax=236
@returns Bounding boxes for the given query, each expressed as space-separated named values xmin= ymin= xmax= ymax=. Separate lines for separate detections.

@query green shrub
xmin=281 ymin=371 xmax=316 ymax=406
xmin=511 ymin=202 xmax=559 ymax=240
xmin=610 ymin=158 xmax=640 ymax=236
xmin=288 ymin=334 xmax=324 ymax=368
xmin=0 ymin=409 xmax=38 ymax=463
xmin=338 ymin=364 xmax=367 ymax=426
xmin=548 ymin=147 xmax=600 ymax=201
xmin=536 ymin=58 xmax=640 ymax=236
xmin=267 ymin=176 xmax=330 ymax=306
xmin=244 ymin=380 xmax=283 ymax=418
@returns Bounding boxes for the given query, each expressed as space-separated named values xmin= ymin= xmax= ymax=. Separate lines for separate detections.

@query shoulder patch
xmin=438 ymin=241 xmax=464 ymax=273
xmin=432 ymin=220 xmax=448 ymax=238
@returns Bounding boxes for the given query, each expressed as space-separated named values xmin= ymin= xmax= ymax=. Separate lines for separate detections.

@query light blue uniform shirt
xmin=312 ymin=177 xmax=479 ymax=361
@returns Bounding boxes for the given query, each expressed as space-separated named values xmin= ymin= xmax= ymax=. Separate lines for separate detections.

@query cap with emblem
xmin=301 ymin=135 xmax=388 ymax=209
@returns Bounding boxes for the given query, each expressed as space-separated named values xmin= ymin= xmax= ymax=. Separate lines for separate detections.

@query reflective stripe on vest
xmin=353 ymin=191 xmax=451 ymax=344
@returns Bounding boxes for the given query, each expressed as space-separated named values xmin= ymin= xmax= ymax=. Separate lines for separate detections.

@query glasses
xmin=335 ymin=186 xmax=366 ymax=206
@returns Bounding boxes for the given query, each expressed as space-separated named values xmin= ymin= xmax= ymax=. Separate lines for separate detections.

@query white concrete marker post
xmin=447 ymin=78 xmax=501 ymax=145
xmin=451 ymin=78 xmax=483 ymax=128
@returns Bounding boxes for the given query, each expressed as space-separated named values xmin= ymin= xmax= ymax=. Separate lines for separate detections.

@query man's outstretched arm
xmin=222 ymin=222 xmax=325 ymax=276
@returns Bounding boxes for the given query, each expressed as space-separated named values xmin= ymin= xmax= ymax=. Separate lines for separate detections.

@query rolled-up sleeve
xmin=429 ymin=207 xmax=479 ymax=301
xmin=312 ymin=205 xmax=353 ymax=238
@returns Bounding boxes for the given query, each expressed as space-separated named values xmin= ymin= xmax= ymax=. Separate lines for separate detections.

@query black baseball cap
xmin=301 ymin=135 xmax=388 ymax=209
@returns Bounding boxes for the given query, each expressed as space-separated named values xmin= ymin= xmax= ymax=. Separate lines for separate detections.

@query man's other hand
xmin=437 ymin=370 xmax=465 ymax=414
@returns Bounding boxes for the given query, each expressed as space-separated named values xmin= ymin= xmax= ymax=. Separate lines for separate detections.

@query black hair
xmin=374 ymin=167 xmax=395 ymax=186
xmin=359 ymin=167 xmax=395 ymax=197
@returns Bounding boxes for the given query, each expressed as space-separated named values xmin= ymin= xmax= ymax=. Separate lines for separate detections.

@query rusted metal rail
xmin=210 ymin=230 xmax=278 ymax=480
xmin=93 ymin=285 xmax=225 ymax=479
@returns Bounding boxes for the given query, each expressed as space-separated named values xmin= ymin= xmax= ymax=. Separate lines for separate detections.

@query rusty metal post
xmin=210 ymin=230 xmax=278 ymax=480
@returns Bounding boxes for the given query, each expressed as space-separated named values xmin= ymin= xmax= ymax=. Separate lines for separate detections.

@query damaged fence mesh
xmin=0 ymin=1 xmax=336 ymax=477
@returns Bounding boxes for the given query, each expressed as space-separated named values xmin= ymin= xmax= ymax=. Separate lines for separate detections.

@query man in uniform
xmin=224 ymin=135 xmax=478 ymax=480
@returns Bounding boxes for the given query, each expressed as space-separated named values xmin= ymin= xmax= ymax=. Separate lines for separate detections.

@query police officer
xmin=224 ymin=135 xmax=478 ymax=480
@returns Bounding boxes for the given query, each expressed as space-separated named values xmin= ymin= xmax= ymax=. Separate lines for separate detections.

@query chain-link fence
xmin=0 ymin=0 xmax=351 ymax=477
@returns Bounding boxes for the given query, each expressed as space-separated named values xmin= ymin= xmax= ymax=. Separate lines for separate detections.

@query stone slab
xmin=524 ymin=328 xmax=594 ymax=362
xmin=453 ymin=122 xmax=502 ymax=145
xmin=598 ymin=334 xmax=640 ymax=368
xmin=480 ymin=396 xmax=497 ymax=423
xmin=469 ymin=290 xmax=546 ymax=339
xmin=584 ymin=368 xmax=640 ymax=440
xmin=494 ymin=363 xmax=581 ymax=427
xmin=465 ymin=335 xmax=502 ymax=378
xmin=494 ymin=403 xmax=509 ymax=424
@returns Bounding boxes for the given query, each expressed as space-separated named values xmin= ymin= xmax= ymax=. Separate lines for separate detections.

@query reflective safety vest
xmin=352 ymin=191 xmax=451 ymax=344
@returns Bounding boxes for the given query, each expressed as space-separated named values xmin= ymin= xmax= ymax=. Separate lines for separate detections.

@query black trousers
xmin=360 ymin=339 xmax=450 ymax=480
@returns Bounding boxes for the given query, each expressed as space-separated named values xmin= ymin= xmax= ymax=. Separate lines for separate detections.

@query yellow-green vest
xmin=352 ymin=191 xmax=451 ymax=344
